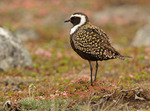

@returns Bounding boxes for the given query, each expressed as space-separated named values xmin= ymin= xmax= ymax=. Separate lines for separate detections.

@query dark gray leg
xmin=94 ymin=61 xmax=98 ymax=82
xmin=89 ymin=61 xmax=93 ymax=86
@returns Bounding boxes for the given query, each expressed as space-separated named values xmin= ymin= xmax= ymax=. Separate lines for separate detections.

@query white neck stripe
xmin=70 ymin=14 xmax=86 ymax=35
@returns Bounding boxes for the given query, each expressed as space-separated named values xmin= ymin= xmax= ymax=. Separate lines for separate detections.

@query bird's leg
xmin=94 ymin=61 xmax=98 ymax=82
xmin=89 ymin=61 xmax=93 ymax=86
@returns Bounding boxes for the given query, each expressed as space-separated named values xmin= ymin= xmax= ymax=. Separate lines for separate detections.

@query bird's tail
xmin=117 ymin=54 xmax=132 ymax=60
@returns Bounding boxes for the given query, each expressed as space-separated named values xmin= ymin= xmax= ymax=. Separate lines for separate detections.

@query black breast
xmin=70 ymin=34 xmax=100 ymax=61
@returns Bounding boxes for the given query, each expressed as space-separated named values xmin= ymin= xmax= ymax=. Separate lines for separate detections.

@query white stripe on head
xmin=70 ymin=14 xmax=86 ymax=35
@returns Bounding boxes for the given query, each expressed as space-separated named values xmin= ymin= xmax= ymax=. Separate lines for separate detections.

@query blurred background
xmin=0 ymin=0 xmax=150 ymax=45
xmin=0 ymin=0 xmax=150 ymax=75
xmin=0 ymin=0 xmax=150 ymax=74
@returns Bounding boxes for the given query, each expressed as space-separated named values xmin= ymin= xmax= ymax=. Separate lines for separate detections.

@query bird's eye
xmin=71 ymin=17 xmax=76 ymax=21
xmin=70 ymin=16 xmax=81 ymax=25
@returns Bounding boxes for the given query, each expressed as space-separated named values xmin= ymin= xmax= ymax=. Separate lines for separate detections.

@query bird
xmin=64 ymin=12 xmax=131 ymax=86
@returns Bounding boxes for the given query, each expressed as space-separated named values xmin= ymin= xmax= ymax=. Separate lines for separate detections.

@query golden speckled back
xmin=70 ymin=22 xmax=121 ymax=61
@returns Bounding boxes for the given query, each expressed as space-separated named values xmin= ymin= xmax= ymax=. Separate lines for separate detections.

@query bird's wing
xmin=91 ymin=25 xmax=110 ymax=41
xmin=73 ymin=25 xmax=120 ymax=60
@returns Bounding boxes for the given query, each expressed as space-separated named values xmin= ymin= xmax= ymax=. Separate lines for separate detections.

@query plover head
xmin=65 ymin=12 xmax=89 ymax=35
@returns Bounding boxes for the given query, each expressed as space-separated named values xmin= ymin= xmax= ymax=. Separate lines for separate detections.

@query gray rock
xmin=0 ymin=26 xmax=32 ymax=71
xmin=15 ymin=28 xmax=39 ymax=42
xmin=131 ymin=24 xmax=150 ymax=47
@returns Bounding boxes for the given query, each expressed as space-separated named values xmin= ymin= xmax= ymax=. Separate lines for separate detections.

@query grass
xmin=2 ymin=85 xmax=80 ymax=111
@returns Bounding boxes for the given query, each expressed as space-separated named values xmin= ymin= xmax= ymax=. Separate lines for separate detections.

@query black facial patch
xmin=70 ymin=17 xmax=81 ymax=26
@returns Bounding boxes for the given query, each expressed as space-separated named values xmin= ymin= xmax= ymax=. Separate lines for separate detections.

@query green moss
xmin=29 ymin=72 xmax=37 ymax=77
xmin=69 ymin=83 xmax=74 ymax=87
xmin=92 ymin=96 xmax=101 ymax=100
xmin=57 ymin=65 xmax=68 ymax=73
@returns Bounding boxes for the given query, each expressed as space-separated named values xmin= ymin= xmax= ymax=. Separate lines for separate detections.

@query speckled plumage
xmin=70 ymin=22 xmax=123 ymax=61
xmin=65 ymin=12 xmax=130 ymax=86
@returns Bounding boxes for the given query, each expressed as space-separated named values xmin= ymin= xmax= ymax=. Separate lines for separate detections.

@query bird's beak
xmin=64 ymin=19 xmax=70 ymax=23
